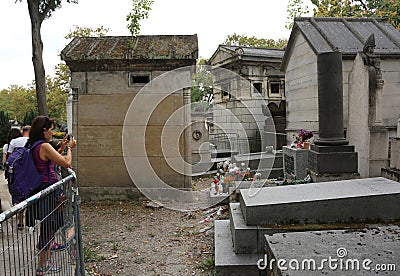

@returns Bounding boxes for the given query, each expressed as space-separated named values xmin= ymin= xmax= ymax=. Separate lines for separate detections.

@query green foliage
xmin=83 ymin=246 xmax=106 ymax=263
xmin=191 ymin=59 xmax=213 ymax=104
xmin=126 ymin=0 xmax=154 ymax=36
xmin=287 ymin=0 xmax=400 ymax=30
xmin=201 ymin=258 xmax=215 ymax=269
xmin=0 ymin=110 xmax=11 ymax=147
xmin=191 ymin=86 xmax=203 ymax=103
xmin=64 ymin=25 xmax=110 ymax=39
xmin=311 ymin=0 xmax=400 ymax=30
xmin=0 ymin=68 xmax=68 ymax=124
xmin=46 ymin=66 xmax=69 ymax=123
xmin=0 ymin=23 xmax=112 ymax=125
xmin=0 ymin=85 xmax=37 ymax=121
xmin=224 ymin=33 xmax=288 ymax=49
xmin=23 ymin=110 xmax=38 ymax=126
xmin=286 ymin=0 xmax=310 ymax=29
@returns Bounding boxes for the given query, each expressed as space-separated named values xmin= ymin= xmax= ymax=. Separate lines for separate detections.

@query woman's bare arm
xmin=40 ymin=143 xmax=73 ymax=168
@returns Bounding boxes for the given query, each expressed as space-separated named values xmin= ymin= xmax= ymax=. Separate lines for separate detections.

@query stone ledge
xmin=214 ymin=220 xmax=263 ymax=276
xmin=382 ymin=167 xmax=400 ymax=183
xmin=240 ymin=178 xmax=400 ymax=226
xmin=79 ymin=187 xmax=143 ymax=201
xmin=308 ymin=170 xmax=360 ymax=183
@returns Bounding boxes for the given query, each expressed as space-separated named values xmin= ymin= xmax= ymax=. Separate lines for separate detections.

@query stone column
xmin=66 ymin=90 xmax=73 ymax=134
xmin=308 ymin=52 xmax=359 ymax=182
xmin=183 ymin=87 xmax=192 ymax=189
xmin=315 ymin=52 xmax=348 ymax=146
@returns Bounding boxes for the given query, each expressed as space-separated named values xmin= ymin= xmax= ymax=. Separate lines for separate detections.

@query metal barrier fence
xmin=0 ymin=169 xmax=84 ymax=275
xmin=209 ymin=132 xmax=241 ymax=154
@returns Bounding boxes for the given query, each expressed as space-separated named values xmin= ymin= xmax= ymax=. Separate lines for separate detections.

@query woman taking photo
xmin=24 ymin=116 xmax=76 ymax=275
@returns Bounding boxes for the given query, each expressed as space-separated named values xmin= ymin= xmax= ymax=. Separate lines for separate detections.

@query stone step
xmin=214 ymin=220 xmax=263 ymax=276
xmin=240 ymin=177 xmax=400 ymax=226
xmin=230 ymin=202 xmax=280 ymax=255
xmin=264 ymin=225 xmax=400 ymax=275
xmin=230 ymin=203 xmax=258 ymax=254
xmin=229 ymin=202 xmax=365 ymax=255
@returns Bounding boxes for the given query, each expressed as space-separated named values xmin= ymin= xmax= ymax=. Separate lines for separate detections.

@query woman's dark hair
xmin=7 ymin=128 xmax=22 ymax=144
xmin=26 ymin=116 xmax=55 ymax=146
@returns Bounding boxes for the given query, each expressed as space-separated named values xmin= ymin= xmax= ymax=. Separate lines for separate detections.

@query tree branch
xmin=39 ymin=0 xmax=57 ymax=23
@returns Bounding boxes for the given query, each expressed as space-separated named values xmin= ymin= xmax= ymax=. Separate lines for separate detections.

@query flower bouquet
xmin=212 ymin=161 xmax=259 ymax=194
xmin=292 ymin=129 xmax=313 ymax=149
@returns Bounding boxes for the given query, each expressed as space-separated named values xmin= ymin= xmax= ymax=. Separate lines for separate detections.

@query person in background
xmin=6 ymin=126 xmax=31 ymax=230
xmin=2 ymin=128 xmax=22 ymax=169
xmin=7 ymin=125 xmax=30 ymax=154
xmin=1 ymin=128 xmax=22 ymax=215
xmin=24 ymin=116 xmax=76 ymax=275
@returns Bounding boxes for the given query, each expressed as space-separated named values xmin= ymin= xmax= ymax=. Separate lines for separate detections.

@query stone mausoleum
xmin=61 ymin=35 xmax=198 ymax=200
xmin=208 ymin=45 xmax=286 ymax=152
xmin=282 ymin=17 xmax=400 ymax=177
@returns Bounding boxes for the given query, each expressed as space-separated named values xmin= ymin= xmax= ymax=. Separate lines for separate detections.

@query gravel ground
xmin=81 ymin=177 xmax=227 ymax=276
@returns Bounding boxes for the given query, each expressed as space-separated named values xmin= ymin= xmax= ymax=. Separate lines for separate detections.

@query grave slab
xmin=214 ymin=220 xmax=263 ymax=276
xmin=230 ymin=202 xmax=301 ymax=254
xmin=240 ymin=177 xmax=400 ymax=226
xmin=264 ymin=225 xmax=400 ymax=275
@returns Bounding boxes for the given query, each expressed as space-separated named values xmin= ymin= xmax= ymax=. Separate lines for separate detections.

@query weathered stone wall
xmin=391 ymin=138 xmax=400 ymax=170
xmin=212 ymin=97 xmax=265 ymax=153
xmin=70 ymin=70 xmax=189 ymax=200
xmin=284 ymin=33 xmax=318 ymax=143
xmin=348 ymin=54 xmax=389 ymax=177
xmin=347 ymin=54 xmax=370 ymax=177
xmin=381 ymin=60 xmax=400 ymax=130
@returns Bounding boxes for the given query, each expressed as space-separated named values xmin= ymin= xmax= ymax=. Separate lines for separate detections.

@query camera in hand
xmin=67 ymin=134 xmax=73 ymax=141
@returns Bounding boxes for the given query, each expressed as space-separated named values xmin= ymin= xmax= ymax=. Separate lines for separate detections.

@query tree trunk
xmin=27 ymin=0 xmax=48 ymax=116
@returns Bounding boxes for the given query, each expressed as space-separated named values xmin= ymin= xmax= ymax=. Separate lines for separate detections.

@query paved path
xmin=0 ymin=170 xmax=12 ymax=212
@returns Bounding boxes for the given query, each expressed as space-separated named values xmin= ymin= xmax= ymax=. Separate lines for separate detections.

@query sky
xmin=0 ymin=0 xmax=310 ymax=90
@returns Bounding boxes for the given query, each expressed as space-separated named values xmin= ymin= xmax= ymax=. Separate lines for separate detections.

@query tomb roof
xmin=209 ymin=45 xmax=284 ymax=66
xmin=282 ymin=17 xmax=400 ymax=70
xmin=61 ymin=35 xmax=198 ymax=62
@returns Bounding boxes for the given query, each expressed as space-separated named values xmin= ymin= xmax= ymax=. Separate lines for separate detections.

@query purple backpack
xmin=5 ymin=140 xmax=49 ymax=203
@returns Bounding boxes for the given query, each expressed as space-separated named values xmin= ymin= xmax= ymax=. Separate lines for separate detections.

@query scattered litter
xmin=198 ymin=206 xmax=228 ymax=224
xmin=144 ymin=200 xmax=163 ymax=209
xmin=182 ymin=212 xmax=196 ymax=219
xmin=199 ymin=226 xmax=212 ymax=233
xmin=108 ymin=254 xmax=118 ymax=260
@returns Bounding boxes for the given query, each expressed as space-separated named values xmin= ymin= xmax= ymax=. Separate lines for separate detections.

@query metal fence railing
xmin=209 ymin=132 xmax=241 ymax=155
xmin=0 ymin=168 xmax=84 ymax=275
